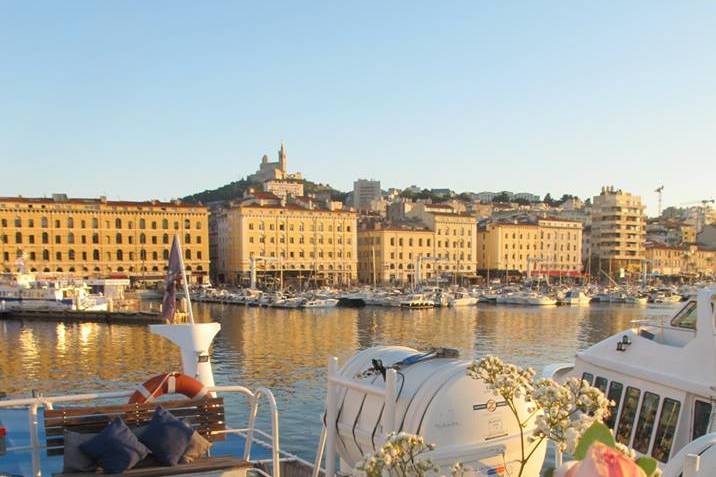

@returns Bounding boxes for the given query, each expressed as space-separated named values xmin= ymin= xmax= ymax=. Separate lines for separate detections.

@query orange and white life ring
xmin=129 ymin=373 xmax=208 ymax=404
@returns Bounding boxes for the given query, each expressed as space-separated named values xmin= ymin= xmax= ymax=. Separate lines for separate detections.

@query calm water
xmin=0 ymin=302 xmax=681 ymax=461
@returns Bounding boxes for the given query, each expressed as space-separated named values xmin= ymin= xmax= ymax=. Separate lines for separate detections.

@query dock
xmin=0 ymin=308 xmax=165 ymax=325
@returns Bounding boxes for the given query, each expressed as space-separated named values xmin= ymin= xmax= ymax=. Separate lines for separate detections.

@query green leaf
xmin=635 ymin=457 xmax=659 ymax=477
xmin=574 ymin=422 xmax=616 ymax=460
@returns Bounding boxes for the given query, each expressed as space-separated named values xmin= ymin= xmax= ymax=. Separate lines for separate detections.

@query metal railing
xmin=0 ymin=385 xmax=281 ymax=477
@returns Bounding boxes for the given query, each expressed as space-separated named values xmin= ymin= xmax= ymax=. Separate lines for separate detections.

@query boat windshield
xmin=670 ymin=301 xmax=697 ymax=330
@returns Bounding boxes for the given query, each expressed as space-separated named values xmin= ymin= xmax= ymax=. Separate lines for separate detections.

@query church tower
xmin=278 ymin=142 xmax=287 ymax=172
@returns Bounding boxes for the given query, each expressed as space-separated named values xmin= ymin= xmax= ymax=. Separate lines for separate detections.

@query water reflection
xmin=0 ymin=302 xmax=681 ymax=459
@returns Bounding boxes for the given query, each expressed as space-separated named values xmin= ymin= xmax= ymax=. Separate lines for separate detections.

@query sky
xmin=0 ymin=2 xmax=714 ymax=215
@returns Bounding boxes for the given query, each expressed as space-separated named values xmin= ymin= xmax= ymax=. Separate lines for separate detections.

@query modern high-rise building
xmin=353 ymin=179 xmax=381 ymax=211
xmin=0 ymin=194 xmax=210 ymax=283
xmin=589 ymin=186 xmax=646 ymax=277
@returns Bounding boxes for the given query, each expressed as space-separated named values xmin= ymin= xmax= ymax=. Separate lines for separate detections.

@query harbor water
xmin=0 ymin=302 xmax=682 ymax=463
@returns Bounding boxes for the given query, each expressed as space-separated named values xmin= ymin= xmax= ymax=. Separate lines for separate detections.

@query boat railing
xmin=0 ymin=385 xmax=282 ymax=477
xmin=313 ymin=356 xmax=398 ymax=477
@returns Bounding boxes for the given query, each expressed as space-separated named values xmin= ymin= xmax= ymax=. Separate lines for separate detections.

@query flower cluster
xmin=531 ymin=377 xmax=613 ymax=453
xmin=467 ymin=355 xmax=536 ymax=402
xmin=356 ymin=432 xmax=437 ymax=477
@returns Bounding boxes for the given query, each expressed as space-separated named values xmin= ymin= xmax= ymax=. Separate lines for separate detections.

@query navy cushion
xmin=62 ymin=430 xmax=97 ymax=473
xmin=79 ymin=418 xmax=149 ymax=474
xmin=139 ymin=406 xmax=194 ymax=466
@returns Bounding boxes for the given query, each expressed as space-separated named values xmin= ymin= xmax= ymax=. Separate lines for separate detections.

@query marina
xmin=0 ymin=295 xmax=698 ymax=476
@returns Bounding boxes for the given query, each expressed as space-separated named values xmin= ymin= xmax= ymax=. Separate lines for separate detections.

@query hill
xmin=182 ymin=178 xmax=347 ymax=204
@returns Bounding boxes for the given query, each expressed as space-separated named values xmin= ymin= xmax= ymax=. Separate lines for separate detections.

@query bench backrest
xmin=44 ymin=397 xmax=226 ymax=456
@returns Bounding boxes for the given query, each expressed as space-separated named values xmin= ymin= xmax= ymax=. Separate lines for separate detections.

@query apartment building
xmin=589 ymin=186 xmax=646 ymax=276
xmin=476 ymin=218 xmax=583 ymax=276
xmin=213 ymin=194 xmax=357 ymax=286
xmin=0 ymin=194 xmax=209 ymax=283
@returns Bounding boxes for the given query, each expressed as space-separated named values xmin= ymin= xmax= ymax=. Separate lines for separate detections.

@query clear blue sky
xmin=1 ymin=2 xmax=713 ymax=215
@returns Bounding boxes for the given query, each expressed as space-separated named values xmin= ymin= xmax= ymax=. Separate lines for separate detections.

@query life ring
xmin=129 ymin=373 xmax=208 ymax=404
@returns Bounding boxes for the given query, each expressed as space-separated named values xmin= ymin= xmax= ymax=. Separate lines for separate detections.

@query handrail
xmin=0 ymin=385 xmax=281 ymax=477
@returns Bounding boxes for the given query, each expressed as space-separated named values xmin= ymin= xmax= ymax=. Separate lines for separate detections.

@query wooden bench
xmin=44 ymin=397 xmax=252 ymax=476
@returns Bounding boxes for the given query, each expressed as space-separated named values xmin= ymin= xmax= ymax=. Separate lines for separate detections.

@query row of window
xmin=248 ymin=250 xmax=351 ymax=259
xmin=2 ymin=217 xmax=202 ymax=230
xmin=248 ymin=236 xmax=351 ymax=245
xmin=2 ymin=249 xmax=203 ymax=262
xmin=502 ymin=242 xmax=577 ymax=251
xmin=247 ymin=222 xmax=352 ymax=232
xmin=243 ymin=262 xmax=352 ymax=271
xmin=2 ymin=265 xmax=205 ymax=274
xmin=502 ymin=253 xmax=580 ymax=263
xmin=357 ymin=262 xmax=471 ymax=271
xmin=583 ymin=372 xmax=711 ymax=463
xmin=504 ymin=231 xmax=579 ymax=240
xmin=1 ymin=232 xmax=202 ymax=246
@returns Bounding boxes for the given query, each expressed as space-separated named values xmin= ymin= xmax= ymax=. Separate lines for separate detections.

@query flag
xmin=162 ymin=235 xmax=183 ymax=323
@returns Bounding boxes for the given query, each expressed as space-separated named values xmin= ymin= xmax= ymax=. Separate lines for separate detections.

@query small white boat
xmin=399 ymin=293 xmax=435 ymax=308
xmin=0 ymin=272 xmax=109 ymax=312
xmin=448 ymin=292 xmax=478 ymax=307
xmin=561 ymin=288 xmax=591 ymax=305
xmin=302 ymin=298 xmax=339 ymax=308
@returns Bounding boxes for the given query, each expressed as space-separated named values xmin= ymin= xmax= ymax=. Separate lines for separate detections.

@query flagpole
xmin=176 ymin=235 xmax=195 ymax=324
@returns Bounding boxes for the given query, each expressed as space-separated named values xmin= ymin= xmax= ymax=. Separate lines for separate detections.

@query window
xmin=693 ymin=400 xmax=712 ymax=440
xmin=162 ymin=219 xmax=168 ymax=229
xmin=670 ymin=301 xmax=697 ymax=329
xmin=652 ymin=398 xmax=681 ymax=463
xmin=633 ymin=392 xmax=660 ymax=453
xmin=582 ymin=372 xmax=594 ymax=385
xmin=616 ymin=387 xmax=641 ymax=445
xmin=594 ymin=377 xmax=608 ymax=394
xmin=115 ymin=218 xmax=122 ymax=228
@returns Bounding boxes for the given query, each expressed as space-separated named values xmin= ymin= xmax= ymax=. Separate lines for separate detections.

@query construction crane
xmin=655 ymin=185 xmax=664 ymax=216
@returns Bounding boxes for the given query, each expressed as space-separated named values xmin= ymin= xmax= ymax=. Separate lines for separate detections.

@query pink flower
xmin=557 ymin=442 xmax=647 ymax=477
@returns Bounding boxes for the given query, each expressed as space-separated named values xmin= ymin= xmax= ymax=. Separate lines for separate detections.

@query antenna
xmin=655 ymin=185 xmax=664 ymax=216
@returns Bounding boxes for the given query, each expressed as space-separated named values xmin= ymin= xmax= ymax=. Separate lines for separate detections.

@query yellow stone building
xmin=476 ymin=218 xmax=583 ymax=276
xmin=0 ymin=195 xmax=209 ymax=283
xmin=213 ymin=195 xmax=357 ymax=286
xmin=357 ymin=209 xmax=478 ymax=285
xmin=646 ymin=243 xmax=716 ymax=277
xmin=357 ymin=226 xmax=434 ymax=285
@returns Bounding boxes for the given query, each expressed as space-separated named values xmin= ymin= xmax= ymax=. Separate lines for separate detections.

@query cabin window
xmin=652 ymin=398 xmax=681 ymax=463
xmin=616 ymin=387 xmax=641 ymax=445
xmin=594 ymin=377 xmax=608 ymax=394
xmin=582 ymin=372 xmax=594 ymax=385
xmin=670 ymin=301 xmax=697 ymax=330
xmin=692 ymin=400 xmax=712 ymax=440
xmin=633 ymin=392 xmax=660 ymax=454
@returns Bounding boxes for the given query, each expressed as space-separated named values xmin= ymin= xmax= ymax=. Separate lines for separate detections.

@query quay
xmin=0 ymin=308 xmax=164 ymax=325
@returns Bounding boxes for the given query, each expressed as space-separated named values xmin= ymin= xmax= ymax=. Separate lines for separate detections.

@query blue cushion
xmin=79 ymin=418 xmax=149 ymax=474
xmin=139 ymin=406 xmax=194 ymax=466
